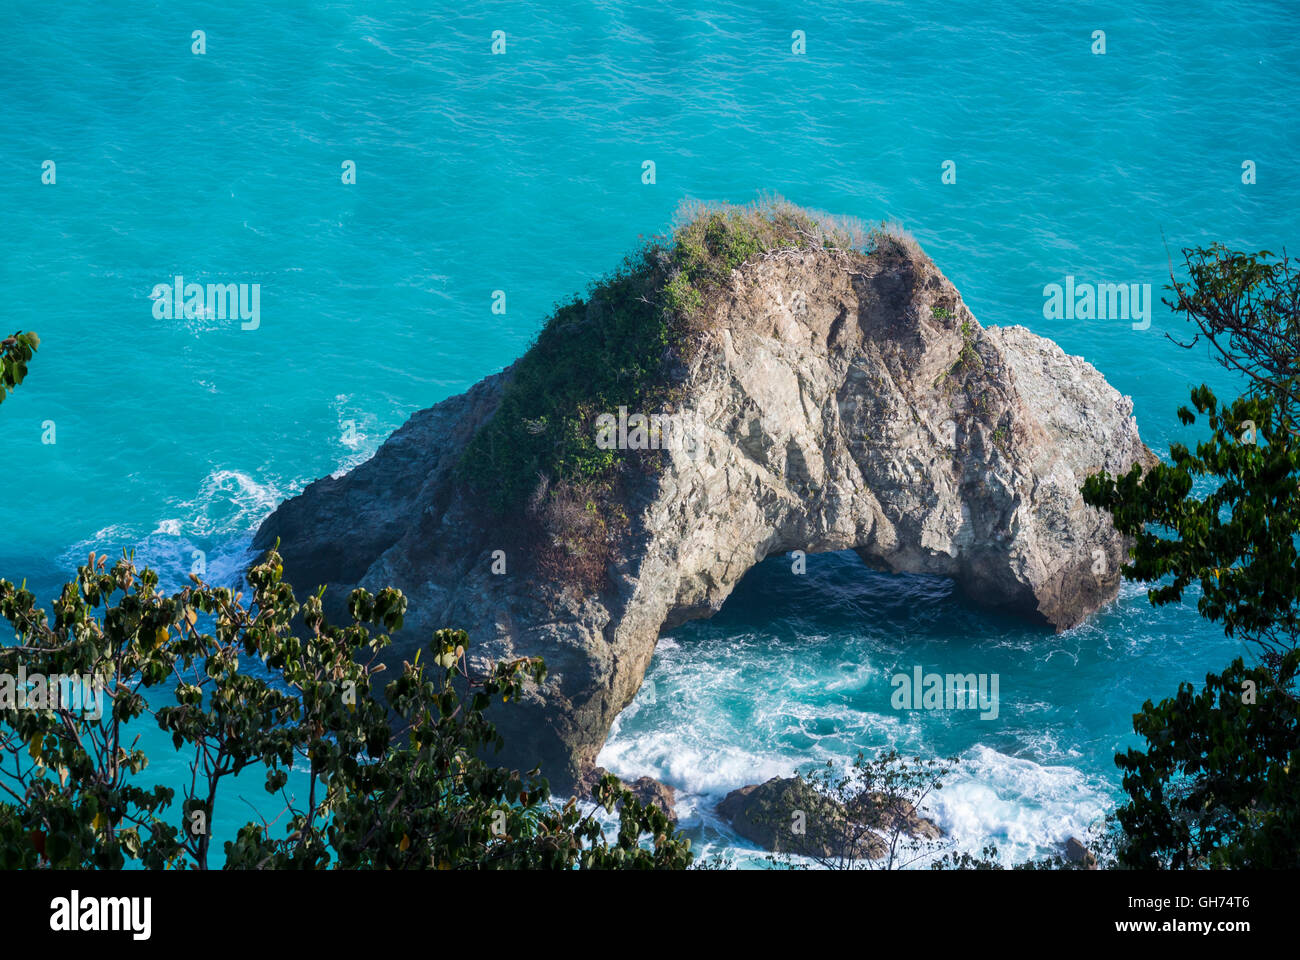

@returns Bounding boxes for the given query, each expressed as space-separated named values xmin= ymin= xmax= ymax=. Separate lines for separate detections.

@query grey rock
xmin=254 ymin=238 xmax=1155 ymax=791
xmin=847 ymin=791 xmax=945 ymax=841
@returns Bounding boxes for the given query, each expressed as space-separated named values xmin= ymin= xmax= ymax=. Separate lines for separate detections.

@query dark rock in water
xmin=254 ymin=231 xmax=1155 ymax=791
xmin=1063 ymin=835 xmax=1099 ymax=868
xmin=576 ymin=765 xmax=677 ymax=822
xmin=717 ymin=777 xmax=886 ymax=861
xmin=715 ymin=776 xmax=944 ymax=860
xmin=847 ymin=791 xmax=944 ymax=841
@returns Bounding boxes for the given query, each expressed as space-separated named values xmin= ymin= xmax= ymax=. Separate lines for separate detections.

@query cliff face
xmin=254 ymin=236 xmax=1155 ymax=790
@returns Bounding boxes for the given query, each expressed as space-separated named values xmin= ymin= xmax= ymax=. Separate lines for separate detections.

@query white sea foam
xmin=329 ymin=395 xmax=385 ymax=476
xmin=599 ymin=735 xmax=795 ymax=798
xmin=178 ymin=469 xmax=284 ymax=536
xmin=56 ymin=468 xmax=288 ymax=593
xmin=599 ymin=686 xmax=1115 ymax=868
xmin=924 ymin=745 xmax=1112 ymax=865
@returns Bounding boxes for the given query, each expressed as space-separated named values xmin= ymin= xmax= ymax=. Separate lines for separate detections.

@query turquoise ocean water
xmin=1 ymin=1 xmax=1297 ymax=865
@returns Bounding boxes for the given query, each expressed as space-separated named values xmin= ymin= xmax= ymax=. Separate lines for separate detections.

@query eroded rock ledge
xmin=254 ymin=234 xmax=1154 ymax=791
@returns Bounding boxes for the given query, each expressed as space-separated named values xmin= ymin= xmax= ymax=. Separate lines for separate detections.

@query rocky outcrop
xmin=1063 ymin=835 xmax=1100 ymax=869
xmin=715 ymin=776 xmax=943 ymax=860
xmin=848 ymin=792 xmax=944 ymax=842
xmin=576 ymin=765 xmax=677 ymax=822
xmin=717 ymin=777 xmax=887 ymax=860
xmin=254 ymin=234 xmax=1155 ymax=791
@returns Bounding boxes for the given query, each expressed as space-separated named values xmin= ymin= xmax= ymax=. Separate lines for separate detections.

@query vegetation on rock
xmin=457 ymin=198 xmax=883 ymax=589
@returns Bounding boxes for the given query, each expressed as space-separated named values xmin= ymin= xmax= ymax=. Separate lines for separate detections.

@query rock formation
xmin=1063 ymin=835 xmax=1100 ymax=869
xmin=576 ymin=766 xmax=678 ymax=822
xmin=254 ymin=224 xmax=1155 ymax=792
xmin=717 ymin=776 xmax=944 ymax=860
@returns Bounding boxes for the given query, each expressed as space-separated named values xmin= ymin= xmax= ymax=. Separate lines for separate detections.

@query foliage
xmin=0 ymin=331 xmax=38 ymax=407
xmin=1113 ymin=652 xmax=1300 ymax=869
xmin=0 ymin=548 xmax=693 ymax=869
xmin=667 ymin=196 xmax=872 ymax=323
xmin=458 ymin=249 xmax=679 ymax=517
xmin=1083 ymin=387 xmax=1299 ymax=664
xmin=1086 ymin=246 xmax=1300 ymax=666
xmin=929 ymin=844 xmax=1005 ymax=870
xmin=1166 ymin=244 xmax=1300 ymax=433
xmin=1084 ymin=244 xmax=1300 ymax=869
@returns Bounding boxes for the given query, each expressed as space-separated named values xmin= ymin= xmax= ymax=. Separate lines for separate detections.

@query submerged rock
xmin=254 ymin=220 xmax=1155 ymax=790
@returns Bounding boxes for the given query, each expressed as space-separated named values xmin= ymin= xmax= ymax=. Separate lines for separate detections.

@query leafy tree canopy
xmin=0 ymin=548 xmax=692 ymax=869
xmin=0 ymin=330 xmax=38 ymax=407
xmin=1084 ymin=245 xmax=1300 ymax=869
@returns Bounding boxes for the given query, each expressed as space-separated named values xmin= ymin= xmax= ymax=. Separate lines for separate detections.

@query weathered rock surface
xmin=1063 ymin=835 xmax=1100 ymax=869
xmin=576 ymin=765 xmax=677 ymax=822
xmin=848 ymin=791 xmax=945 ymax=842
xmin=254 ymin=238 xmax=1155 ymax=791
xmin=716 ymin=776 xmax=944 ymax=860
xmin=717 ymin=777 xmax=887 ymax=860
